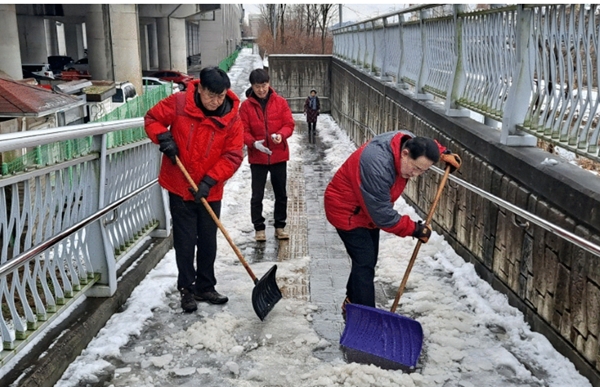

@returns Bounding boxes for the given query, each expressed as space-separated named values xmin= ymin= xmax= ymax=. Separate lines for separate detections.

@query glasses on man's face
xmin=410 ymin=159 xmax=427 ymax=173
xmin=201 ymin=87 xmax=227 ymax=102
xmin=405 ymin=157 xmax=431 ymax=177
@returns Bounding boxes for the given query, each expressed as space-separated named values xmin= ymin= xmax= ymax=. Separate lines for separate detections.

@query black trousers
xmin=169 ymin=192 xmax=221 ymax=293
xmin=250 ymin=162 xmax=287 ymax=230
xmin=336 ymin=227 xmax=381 ymax=307
xmin=308 ymin=122 xmax=317 ymax=143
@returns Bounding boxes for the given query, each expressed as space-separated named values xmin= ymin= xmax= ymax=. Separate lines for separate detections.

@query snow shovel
xmin=175 ymin=157 xmax=282 ymax=321
xmin=340 ymin=164 xmax=453 ymax=369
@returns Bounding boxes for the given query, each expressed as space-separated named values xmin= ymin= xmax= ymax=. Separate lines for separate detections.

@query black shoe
xmin=194 ymin=290 xmax=229 ymax=305
xmin=180 ymin=289 xmax=197 ymax=313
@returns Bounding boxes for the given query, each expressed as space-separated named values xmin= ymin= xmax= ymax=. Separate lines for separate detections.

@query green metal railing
xmin=218 ymin=48 xmax=241 ymax=72
xmin=0 ymin=83 xmax=170 ymax=177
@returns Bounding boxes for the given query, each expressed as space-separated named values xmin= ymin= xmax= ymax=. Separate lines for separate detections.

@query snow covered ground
xmin=5 ymin=48 xmax=592 ymax=387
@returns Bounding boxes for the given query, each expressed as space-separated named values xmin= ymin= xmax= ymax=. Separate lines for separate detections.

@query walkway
xmin=50 ymin=49 xmax=593 ymax=387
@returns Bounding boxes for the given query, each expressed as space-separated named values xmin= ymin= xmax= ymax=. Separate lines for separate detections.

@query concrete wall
xmin=268 ymin=55 xmax=331 ymax=113
xmin=270 ymin=55 xmax=600 ymax=386
xmin=199 ymin=4 xmax=242 ymax=67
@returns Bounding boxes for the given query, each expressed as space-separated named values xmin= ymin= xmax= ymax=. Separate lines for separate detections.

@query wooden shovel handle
xmin=175 ymin=156 xmax=258 ymax=283
xmin=390 ymin=164 xmax=452 ymax=313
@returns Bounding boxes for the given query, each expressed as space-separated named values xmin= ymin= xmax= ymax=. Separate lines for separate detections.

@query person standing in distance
xmin=303 ymin=89 xmax=320 ymax=143
xmin=240 ymin=68 xmax=295 ymax=242
xmin=145 ymin=66 xmax=244 ymax=313
xmin=323 ymin=130 xmax=462 ymax=319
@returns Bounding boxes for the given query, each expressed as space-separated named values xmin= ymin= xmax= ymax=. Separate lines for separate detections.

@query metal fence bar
xmin=0 ymin=86 xmax=169 ymax=362
xmin=431 ymin=165 xmax=600 ymax=258
xmin=332 ymin=4 xmax=600 ymax=161
xmin=0 ymin=180 xmax=158 ymax=278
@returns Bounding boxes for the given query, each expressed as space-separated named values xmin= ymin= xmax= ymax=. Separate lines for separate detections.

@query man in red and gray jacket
xmin=324 ymin=130 xmax=461 ymax=317
xmin=240 ymin=68 xmax=295 ymax=242
xmin=145 ymin=67 xmax=244 ymax=313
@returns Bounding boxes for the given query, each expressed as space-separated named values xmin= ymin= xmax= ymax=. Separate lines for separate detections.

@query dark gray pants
xmin=336 ymin=227 xmax=381 ymax=307
xmin=250 ymin=162 xmax=287 ymax=231
xmin=169 ymin=192 xmax=221 ymax=293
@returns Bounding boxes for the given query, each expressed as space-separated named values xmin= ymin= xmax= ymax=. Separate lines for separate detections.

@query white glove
xmin=253 ymin=140 xmax=272 ymax=155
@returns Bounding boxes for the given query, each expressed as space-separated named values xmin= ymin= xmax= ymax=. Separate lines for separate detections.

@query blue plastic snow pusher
xmin=176 ymin=157 xmax=282 ymax=321
xmin=340 ymin=164 xmax=453 ymax=369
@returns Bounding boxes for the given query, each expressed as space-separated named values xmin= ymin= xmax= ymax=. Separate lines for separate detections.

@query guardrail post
xmin=362 ymin=24 xmax=368 ymax=70
xmin=445 ymin=5 xmax=471 ymax=117
xmin=416 ymin=8 xmax=433 ymax=101
xmin=396 ymin=14 xmax=409 ymax=89
xmin=370 ymin=21 xmax=377 ymax=74
xmin=501 ymin=5 xmax=537 ymax=146
xmin=86 ymin=133 xmax=117 ymax=297
xmin=380 ymin=19 xmax=387 ymax=77
xmin=150 ymin=161 xmax=171 ymax=238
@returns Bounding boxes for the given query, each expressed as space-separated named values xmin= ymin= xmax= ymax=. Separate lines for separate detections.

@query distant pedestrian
xmin=323 ymin=130 xmax=461 ymax=319
xmin=240 ymin=68 xmax=296 ymax=242
xmin=304 ymin=89 xmax=320 ymax=143
xmin=145 ymin=66 xmax=244 ymax=313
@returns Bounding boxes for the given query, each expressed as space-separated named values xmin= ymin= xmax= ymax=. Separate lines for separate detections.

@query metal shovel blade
xmin=251 ymin=265 xmax=283 ymax=321
xmin=340 ymin=303 xmax=423 ymax=368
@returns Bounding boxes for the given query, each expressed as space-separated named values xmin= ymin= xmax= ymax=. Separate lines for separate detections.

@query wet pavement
xmin=300 ymin=125 xmax=350 ymax=362
xmin=239 ymin=119 xmax=392 ymax=364
xmin=226 ymin=119 xmax=352 ymax=362
xmin=70 ymin=120 xmax=361 ymax=387
xmin=57 ymin=51 xmax=395 ymax=386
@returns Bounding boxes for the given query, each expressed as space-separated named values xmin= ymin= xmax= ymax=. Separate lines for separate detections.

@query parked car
xmin=148 ymin=70 xmax=194 ymax=91
xmin=111 ymin=81 xmax=137 ymax=108
xmin=142 ymin=76 xmax=179 ymax=94
xmin=22 ymin=64 xmax=54 ymax=80
xmin=65 ymin=57 xmax=89 ymax=73
xmin=47 ymin=55 xmax=74 ymax=75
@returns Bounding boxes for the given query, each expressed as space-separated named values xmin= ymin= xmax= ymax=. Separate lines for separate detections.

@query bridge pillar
xmin=45 ymin=19 xmax=60 ymax=56
xmin=86 ymin=4 xmax=142 ymax=93
xmin=17 ymin=15 xmax=48 ymax=63
xmin=140 ymin=24 xmax=150 ymax=71
xmin=148 ymin=21 xmax=159 ymax=70
xmin=156 ymin=16 xmax=187 ymax=72
xmin=0 ymin=5 xmax=23 ymax=79
xmin=64 ymin=22 xmax=85 ymax=61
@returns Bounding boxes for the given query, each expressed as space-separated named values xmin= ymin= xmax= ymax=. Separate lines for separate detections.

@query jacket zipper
xmin=256 ymin=102 xmax=271 ymax=163
xmin=187 ymin=123 xmax=195 ymax=150
xmin=205 ymin=130 xmax=215 ymax=157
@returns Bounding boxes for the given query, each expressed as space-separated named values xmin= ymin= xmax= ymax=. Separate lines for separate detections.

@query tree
xmin=317 ymin=5 xmax=337 ymax=54
xmin=254 ymin=3 xmax=336 ymax=55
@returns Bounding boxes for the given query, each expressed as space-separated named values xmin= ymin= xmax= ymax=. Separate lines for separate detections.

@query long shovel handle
xmin=390 ymin=164 xmax=452 ymax=313
xmin=175 ymin=156 xmax=259 ymax=283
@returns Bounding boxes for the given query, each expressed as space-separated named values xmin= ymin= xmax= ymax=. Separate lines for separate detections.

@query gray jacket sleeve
xmin=359 ymin=132 xmax=401 ymax=228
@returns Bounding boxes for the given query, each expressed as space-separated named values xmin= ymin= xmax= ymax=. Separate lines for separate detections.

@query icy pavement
xmin=51 ymin=48 xmax=592 ymax=387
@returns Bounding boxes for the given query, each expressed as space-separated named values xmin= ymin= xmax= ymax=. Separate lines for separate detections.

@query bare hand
xmin=271 ymin=133 xmax=282 ymax=144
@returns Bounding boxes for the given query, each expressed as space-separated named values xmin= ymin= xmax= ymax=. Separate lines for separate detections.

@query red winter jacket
xmin=324 ymin=131 xmax=446 ymax=237
xmin=144 ymin=79 xmax=244 ymax=202
xmin=240 ymin=88 xmax=295 ymax=165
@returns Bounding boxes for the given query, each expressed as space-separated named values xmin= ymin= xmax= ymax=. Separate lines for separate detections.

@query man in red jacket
xmin=145 ymin=67 xmax=244 ymax=313
xmin=324 ymin=130 xmax=461 ymax=318
xmin=240 ymin=68 xmax=295 ymax=242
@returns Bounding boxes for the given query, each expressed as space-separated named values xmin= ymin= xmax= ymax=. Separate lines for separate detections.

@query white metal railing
xmin=333 ymin=4 xmax=600 ymax=160
xmin=0 ymin=119 xmax=168 ymax=365
xmin=430 ymin=166 xmax=600 ymax=259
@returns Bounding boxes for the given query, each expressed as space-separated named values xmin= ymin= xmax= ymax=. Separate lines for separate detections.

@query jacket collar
xmin=183 ymin=79 xmax=240 ymax=126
